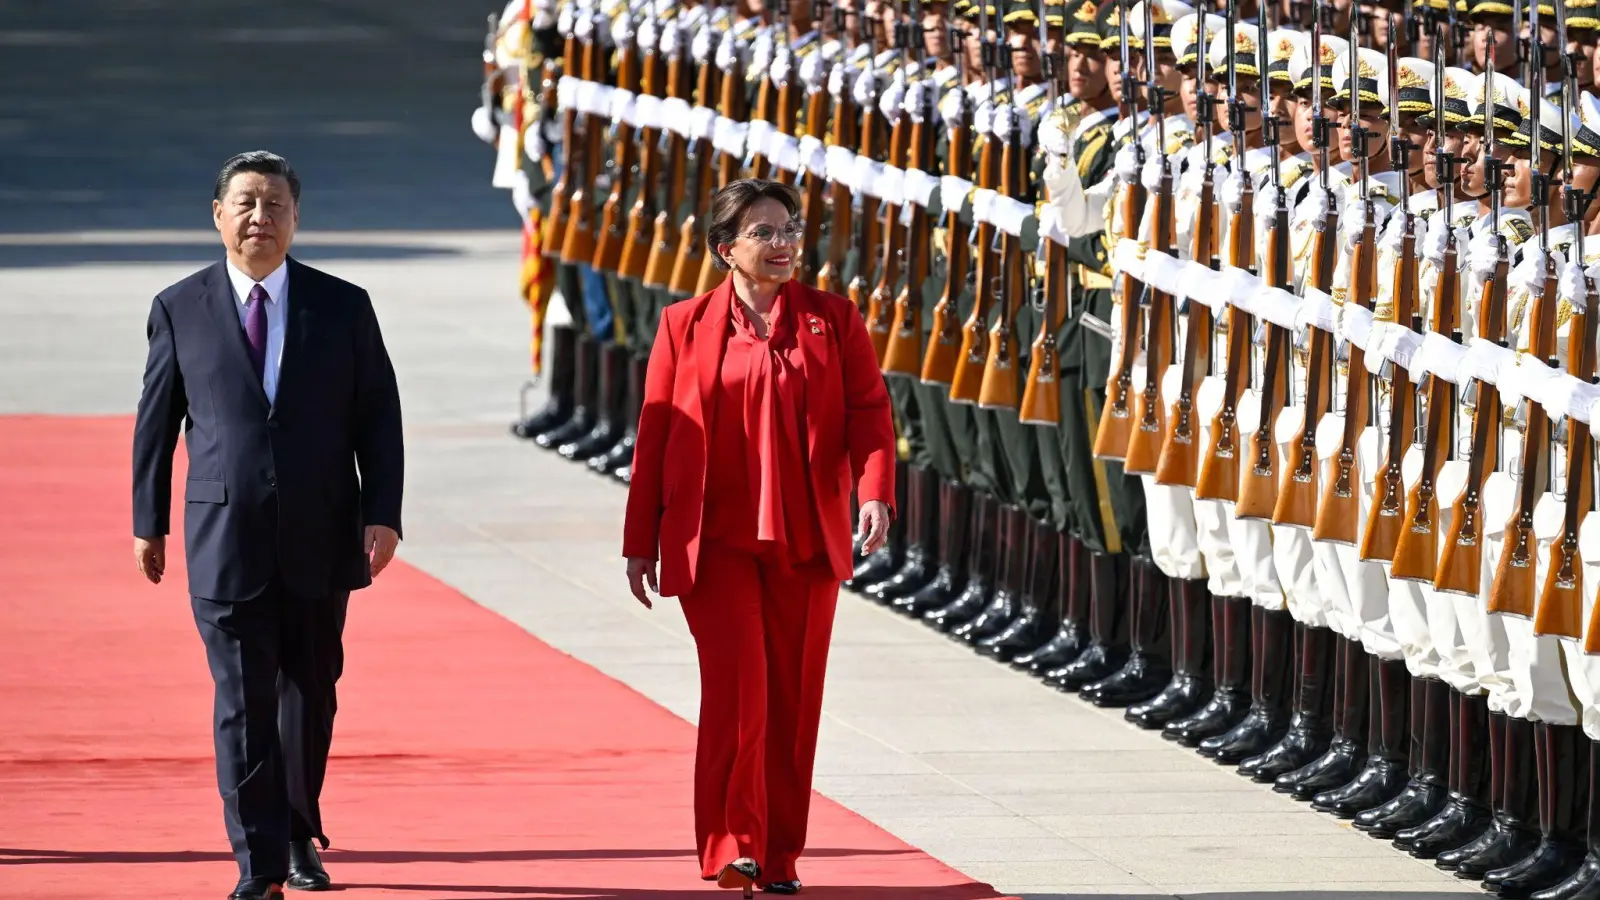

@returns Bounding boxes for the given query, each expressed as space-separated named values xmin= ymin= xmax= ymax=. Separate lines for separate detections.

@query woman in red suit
xmin=622 ymin=179 xmax=897 ymax=896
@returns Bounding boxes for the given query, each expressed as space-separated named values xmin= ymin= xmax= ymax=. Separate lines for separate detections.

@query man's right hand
xmin=135 ymin=536 xmax=166 ymax=585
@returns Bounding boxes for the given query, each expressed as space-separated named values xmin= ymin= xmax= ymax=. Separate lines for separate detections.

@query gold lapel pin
xmin=808 ymin=317 xmax=822 ymax=335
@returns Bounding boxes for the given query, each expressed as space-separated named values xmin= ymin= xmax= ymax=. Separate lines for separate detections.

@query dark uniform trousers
xmin=191 ymin=575 xmax=349 ymax=883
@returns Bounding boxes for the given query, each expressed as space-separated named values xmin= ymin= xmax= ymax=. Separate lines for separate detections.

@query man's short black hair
xmin=214 ymin=150 xmax=301 ymax=203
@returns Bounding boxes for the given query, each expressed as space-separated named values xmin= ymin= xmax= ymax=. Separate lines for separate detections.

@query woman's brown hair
xmin=705 ymin=179 xmax=803 ymax=271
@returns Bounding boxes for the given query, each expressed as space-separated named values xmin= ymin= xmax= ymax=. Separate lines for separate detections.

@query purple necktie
xmin=244 ymin=284 xmax=268 ymax=379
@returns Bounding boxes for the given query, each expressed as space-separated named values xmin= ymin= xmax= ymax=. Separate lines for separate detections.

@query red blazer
xmin=622 ymin=277 xmax=897 ymax=597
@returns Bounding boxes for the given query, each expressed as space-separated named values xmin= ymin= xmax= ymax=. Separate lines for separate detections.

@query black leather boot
xmin=1240 ymin=623 xmax=1336 ymax=783
xmin=953 ymin=506 xmax=1026 ymax=643
xmin=513 ymin=324 xmax=576 ymax=439
xmin=1082 ymin=558 xmax=1173 ymax=708
xmin=895 ymin=481 xmax=971 ymax=617
xmin=865 ymin=466 xmax=938 ymax=602
xmin=536 ymin=332 xmax=598 ymax=449
xmin=1449 ymin=713 xmax=1541 ymax=878
xmin=1164 ymin=594 xmax=1252 ymax=747
xmin=1487 ymin=722 xmax=1590 ymax=898
xmin=1530 ymin=739 xmax=1600 ymax=900
xmin=1407 ymin=690 xmax=1494 ymax=859
xmin=593 ymin=352 xmax=643 ymax=477
xmin=1313 ymin=657 xmax=1411 ymax=818
xmin=925 ymin=493 xmax=996 ymax=631
xmin=1356 ymin=675 xmax=1450 ymax=839
xmin=978 ymin=517 xmax=1058 ymax=661
xmin=1281 ymin=639 xmax=1371 ymax=800
xmin=848 ymin=461 xmax=908 ymax=591
xmin=1127 ymin=577 xmax=1213 ymax=730
xmin=1012 ymin=532 xmax=1090 ymax=674
xmin=559 ymin=341 xmax=627 ymax=460
xmin=1046 ymin=550 xmax=1130 ymax=692
xmin=1201 ymin=606 xmax=1293 ymax=765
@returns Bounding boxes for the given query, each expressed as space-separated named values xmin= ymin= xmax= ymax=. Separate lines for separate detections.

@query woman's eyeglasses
xmin=740 ymin=220 xmax=806 ymax=245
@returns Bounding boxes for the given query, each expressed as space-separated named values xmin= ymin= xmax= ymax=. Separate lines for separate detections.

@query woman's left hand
xmin=857 ymin=500 xmax=891 ymax=555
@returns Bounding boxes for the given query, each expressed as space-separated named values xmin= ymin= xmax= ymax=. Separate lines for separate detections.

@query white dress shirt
xmin=226 ymin=259 xmax=289 ymax=403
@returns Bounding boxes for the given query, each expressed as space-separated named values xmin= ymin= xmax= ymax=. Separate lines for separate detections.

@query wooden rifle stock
xmin=559 ymin=33 xmax=606 ymax=266
xmin=667 ymin=54 xmax=719 ymax=295
xmin=1435 ymin=251 xmax=1510 ymax=594
xmin=921 ymin=104 xmax=972 ymax=386
xmin=541 ymin=29 xmax=583 ymax=258
xmin=593 ymin=35 xmax=642 ymax=274
xmin=815 ymin=78 xmax=859 ymax=295
xmin=1538 ymin=300 xmax=1594 ymax=638
xmin=882 ymin=111 xmax=931 ymax=377
xmin=1020 ymin=236 xmax=1067 ymax=425
xmin=1237 ymin=205 xmax=1293 ymax=520
xmin=949 ymin=133 xmax=1000 ymax=405
xmin=1092 ymin=175 xmax=1149 ymax=458
xmin=867 ymin=102 xmax=910 ymax=363
xmin=1125 ymin=167 xmax=1176 ymax=475
xmin=773 ymin=64 xmax=800 ymax=186
xmin=977 ymin=123 xmax=1025 ymax=411
xmin=1311 ymin=213 xmax=1377 ymax=543
xmin=1155 ymin=170 xmax=1218 ymax=486
xmin=1391 ymin=234 xmax=1459 ymax=581
xmin=1359 ymin=219 xmax=1421 ymax=561
xmin=848 ymin=91 xmax=886 ymax=321
xmin=1487 ymin=271 xmax=1560 ymax=619
xmin=642 ymin=49 xmax=689 ymax=288
xmin=1195 ymin=190 xmax=1256 ymax=503
xmin=797 ymin=84 xmax=832 ymax=282
xmin=694 ymin=45 xmax=747 ymax=295
xmin=1274 ymin=209 xmax=1339 ymax=525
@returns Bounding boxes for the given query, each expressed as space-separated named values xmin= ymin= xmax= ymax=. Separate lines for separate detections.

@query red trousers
xmin=679 ymin=539 xmax=840 ymax=884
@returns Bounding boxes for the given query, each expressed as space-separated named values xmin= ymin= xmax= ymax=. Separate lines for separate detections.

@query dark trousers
xmin=192 ymin=578 xmax=349 ymax=882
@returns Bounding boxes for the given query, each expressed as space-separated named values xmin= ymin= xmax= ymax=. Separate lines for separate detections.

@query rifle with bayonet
xmin=558 ymin=2 xmax=609 ymax=267
xmin=977 ymin=32 xmax=1027 ymax=412
xmin=921 ymin=16 xmax=974 ymax=386
xmin=1092 ymin=0 xmax=1149 ymax=458
xmin=483 ymin=12 xmax=503 ymax=127
xmin=1197 ymin=1 xmax=1257 ymax=503
xmin=949 ymin=0 xmax=1005 ymax=405
xmin=1238 ymin=1 xmax=1293 ymax=519
xmin=1489 ymin=0 xmax=1561 ymax=618
xmin=796 ymin=8 xmax=835 ymax=281
xmin=1157 ymin=10 xmax=1220 ymax=487
xmin=749 ymin=3 xmax=781 ymax=178
xmin=1436 ymin=34 xmax=1512 ymax=594
xmin=596 ymin=2 xmax=644 ymax=275
xmin=1360 ymin=14 xmax=1423 ymax=560
xmin=850 ymin=0 xmax=887 ymax=327
xmin=1125 ymin=0 xmax=1177 ymax=474
xmin=1019 ymin=0 xmax=1065 ymax=426
xmin=1538 ymin=0 xmax=1597 ymax=638
xmin=816 ymin=0 xmax=862 ymax=295
xmin=541 ymin=4 xmax=585 ymax=258
xmin=642 ymin=4 xmax=692 ymax=289
xmin=868 ymin=0 xmax=913 ymax=361
xmin=668 ymin=2 xmax=722 ymax=295
xmin=771 ymin=0 xmax=804 ymax=186
xmin=1275 ymin=0 xmax=1340 ymax=526
xmin=1313 ymin=6 xmax=1379 ymax=543
xmin=884 ymin=0 xmax=936 ymax=377
xmin=1393 ymin=27 xmax=1462 ymax=580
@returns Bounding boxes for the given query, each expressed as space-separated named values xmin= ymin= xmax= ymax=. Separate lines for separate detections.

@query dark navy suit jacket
xmin=132 ymin=257 xmax=404 ymax=602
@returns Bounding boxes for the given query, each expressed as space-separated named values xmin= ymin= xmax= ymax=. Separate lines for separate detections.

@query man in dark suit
xmin=132 ymin=150 xmax=404 ymax=900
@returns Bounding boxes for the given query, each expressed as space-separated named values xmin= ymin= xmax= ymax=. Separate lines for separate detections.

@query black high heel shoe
xmin=762 ymin=880 xmax=802 ymax=895
xmin=717 ymin=858 xmax=761 ymax=898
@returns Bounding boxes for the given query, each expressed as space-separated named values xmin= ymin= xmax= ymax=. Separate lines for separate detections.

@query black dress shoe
xmin=762 ymin=880 xmax=802 ymax=894
xmin=286 ymin=840 xmax=332 ymax=891
xmin=229 ymin=878 xmax=283 ymax=900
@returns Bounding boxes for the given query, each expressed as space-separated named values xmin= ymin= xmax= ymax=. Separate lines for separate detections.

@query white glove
xmin=1559 ymin=259 xmax=1591 ymax=310
xmin=1255 ymin=184 xmax=1284 ymax=232
xmin=471 ymin=105 xmax=497 ymax=145
xmin=1140 ymin=155 xmax=1164 ymax=191
xmin=1113 ymin=143 xmax=1138 ymax=183
xmin=1220 ymin=170 xmax=1245 ymax=215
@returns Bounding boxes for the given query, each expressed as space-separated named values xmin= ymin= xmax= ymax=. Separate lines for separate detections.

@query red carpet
xmin=0 ymin=416 xmax=1010 ymax=900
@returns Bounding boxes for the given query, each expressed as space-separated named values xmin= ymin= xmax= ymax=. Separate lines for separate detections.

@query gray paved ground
xmin=0 ymin=2 xmax=1486 ymax=897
